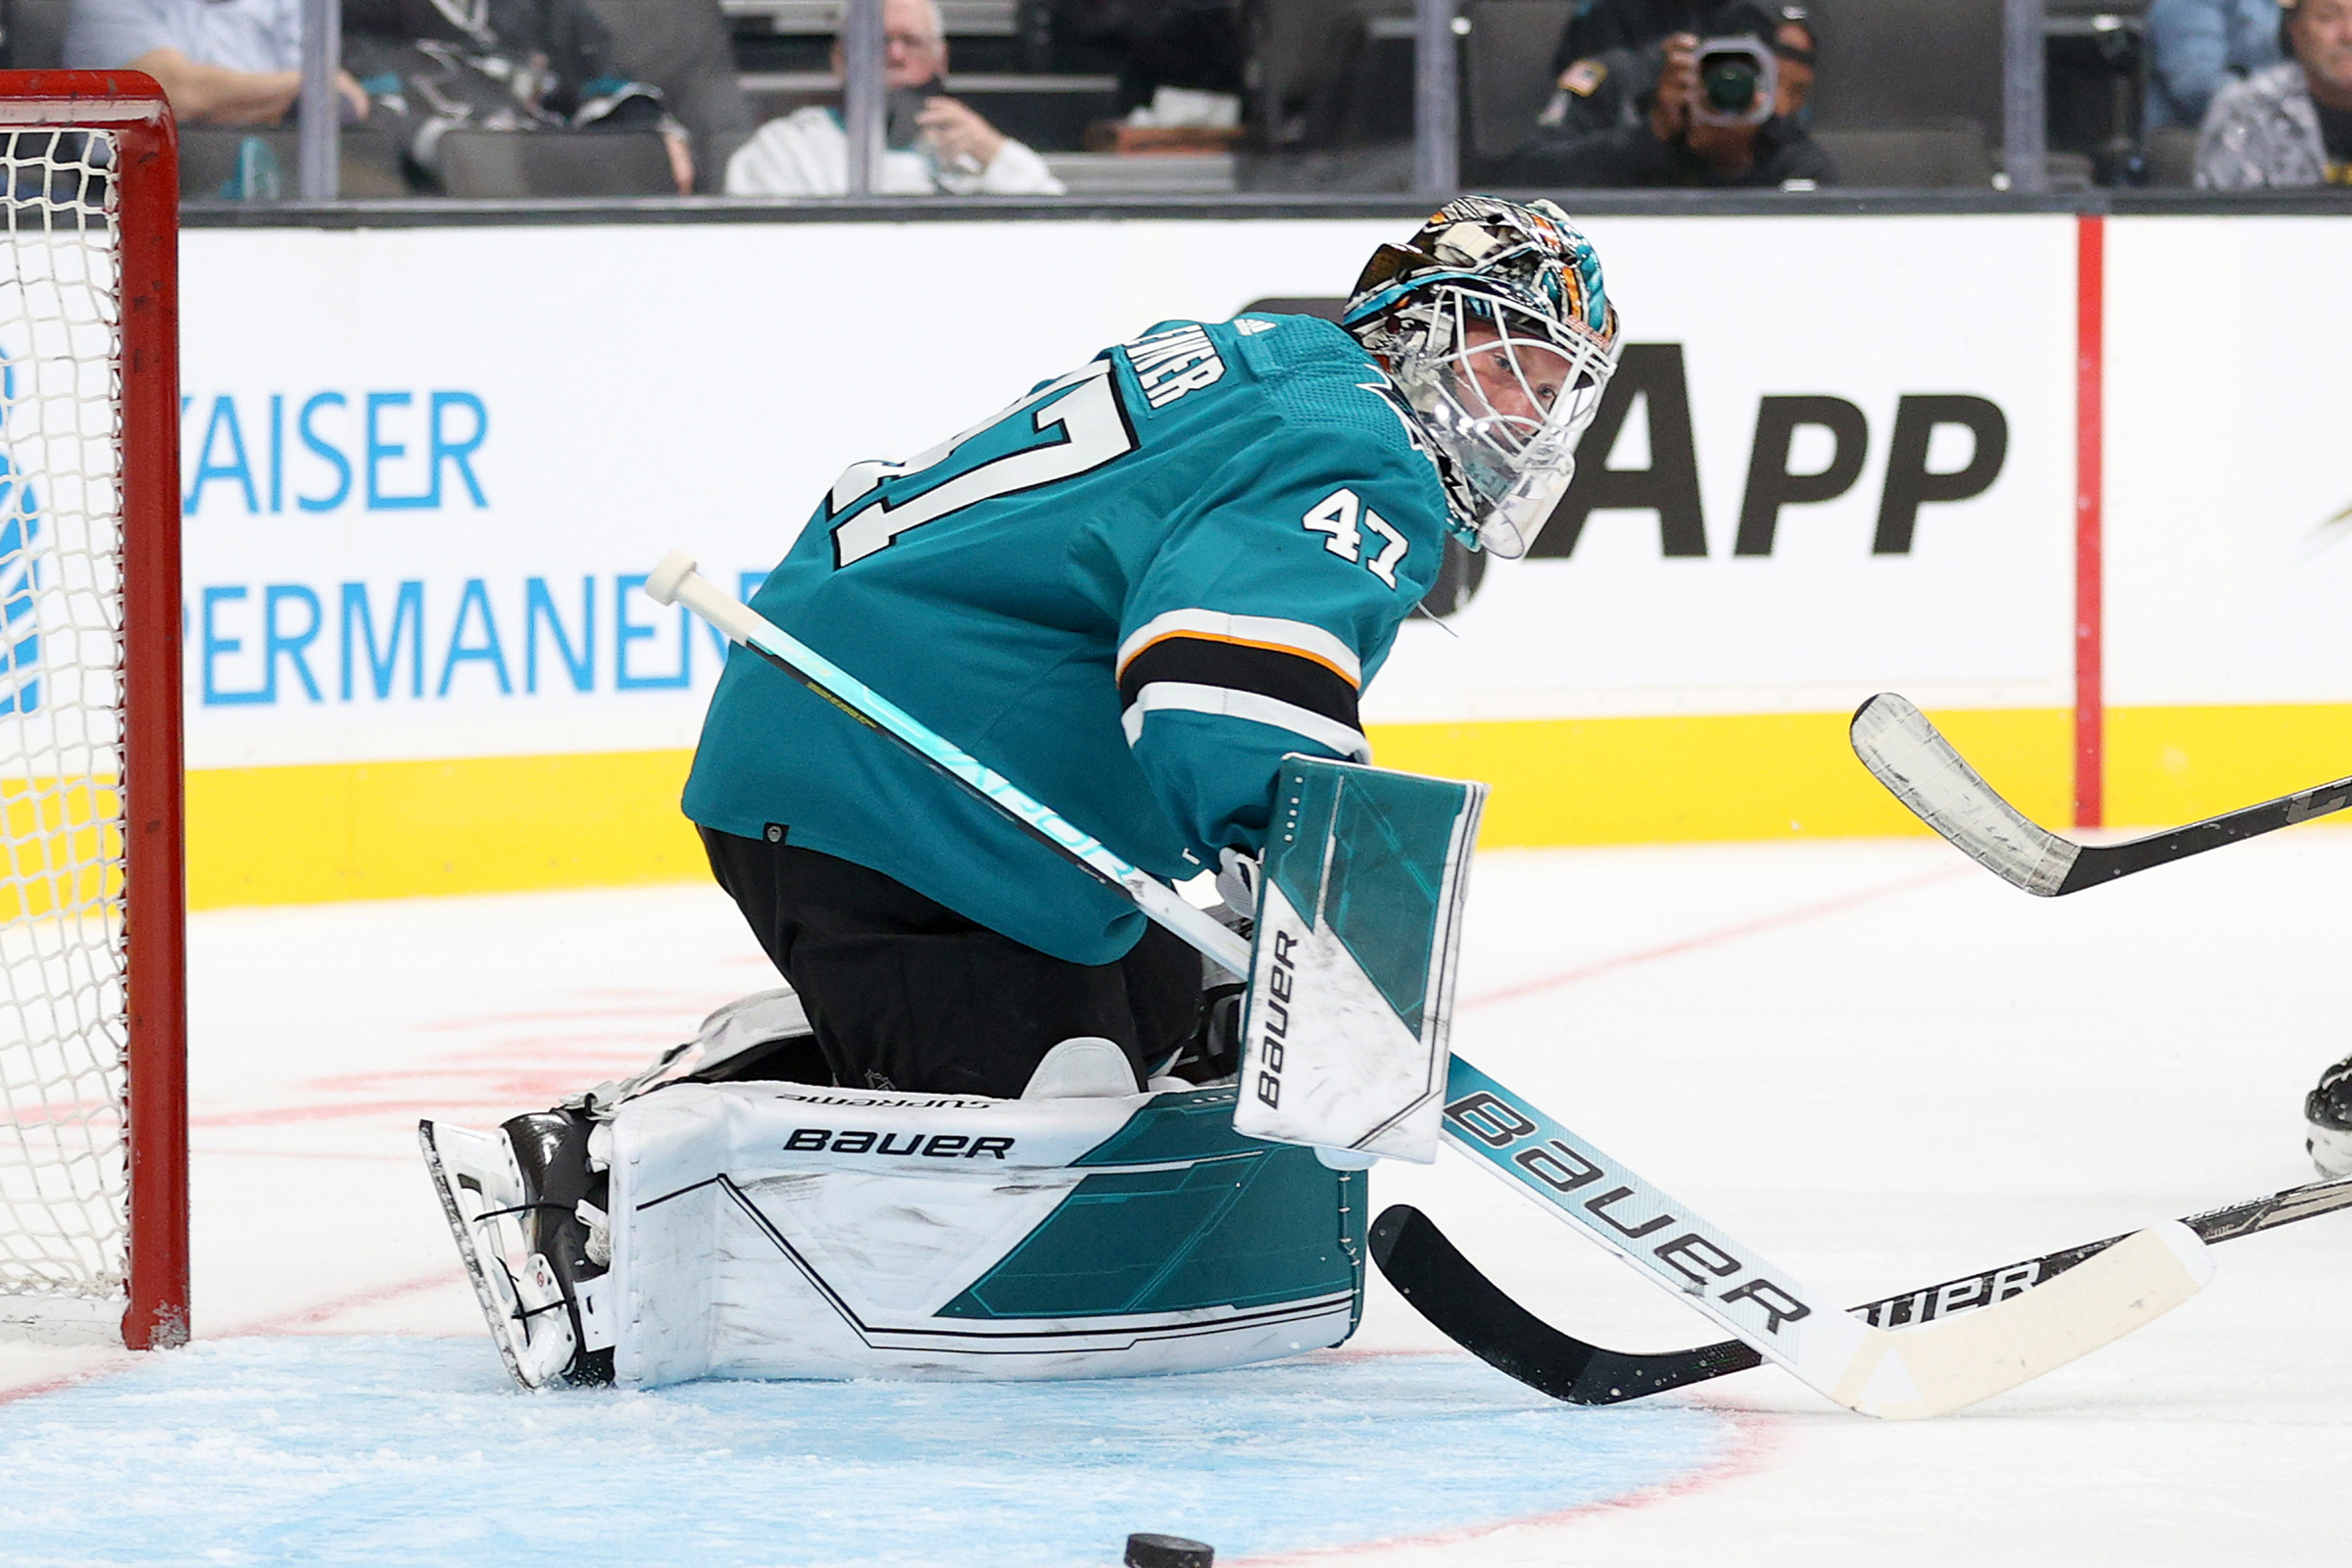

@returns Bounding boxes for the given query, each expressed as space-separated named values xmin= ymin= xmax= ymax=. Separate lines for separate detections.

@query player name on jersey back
xmin=1122 ymin=323 xmax=1228 ymax=409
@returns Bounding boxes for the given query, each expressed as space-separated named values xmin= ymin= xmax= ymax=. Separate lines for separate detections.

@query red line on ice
xmin=218 ymin=1269 xmax=458 ymax=1337
xmin=1460 ymin=864 xmax=1965 ymax=1011
xmin=0 ymin=1356 xmax=138 ymax=1407
xmin=1222 ymin=1404 xmax=1783 ymax=1565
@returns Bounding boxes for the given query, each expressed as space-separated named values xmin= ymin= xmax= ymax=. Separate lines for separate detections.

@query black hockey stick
xmin=1372 ymin=1171 xmax=2352 ymax=1405
xmin=1850 ymin=693 xmax=2352 ymax=896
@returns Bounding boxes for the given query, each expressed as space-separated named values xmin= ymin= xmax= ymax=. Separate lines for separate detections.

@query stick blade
xmin=1369 ymin=1204 xmax=1763 ymax=1404
xmin=1849 ymin=694 xmax=2080 ymax=896
xmin=1370 ymin=1204 xmax=1602 ymax=1401
xmin=1852 ymin=1220 xmax=2213 ymax=1420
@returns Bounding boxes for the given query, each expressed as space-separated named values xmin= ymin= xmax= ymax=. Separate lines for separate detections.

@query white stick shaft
xmin=648 ymin=554 xmax=1249 ymax=976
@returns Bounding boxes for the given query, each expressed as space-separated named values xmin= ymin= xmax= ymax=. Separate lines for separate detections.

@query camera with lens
xmin=1689 ymin=36 xmax=1777 ymax=127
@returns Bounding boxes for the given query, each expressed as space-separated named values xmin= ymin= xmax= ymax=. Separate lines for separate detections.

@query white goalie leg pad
xmin=1234 ymin=757 xmax=1486 ymax=1164
xmin=603 ymin=1078 xmax=1365 ymax=1388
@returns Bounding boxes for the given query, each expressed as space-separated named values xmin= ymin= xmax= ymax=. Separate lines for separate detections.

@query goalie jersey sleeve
xmin=681 ymin=314 xmax=1451 ymax=965
xmin=1115 ymin=426 xmax=1429 ymax=858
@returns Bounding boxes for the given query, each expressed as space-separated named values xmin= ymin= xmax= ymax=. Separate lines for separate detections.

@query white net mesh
xmin=0 ymin=128 xmax=132 ymax=1316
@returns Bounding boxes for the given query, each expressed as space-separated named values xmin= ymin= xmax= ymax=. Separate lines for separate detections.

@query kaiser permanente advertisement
xmin=168 ymin=214 xmax=2350 ymax=906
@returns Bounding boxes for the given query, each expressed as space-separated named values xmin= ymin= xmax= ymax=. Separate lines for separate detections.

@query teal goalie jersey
xmin=682 ymin=313 xmax=1451 ymax=965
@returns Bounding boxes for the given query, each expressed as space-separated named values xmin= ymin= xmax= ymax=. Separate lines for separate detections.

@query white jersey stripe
xmin=1116 ymin=610 xmax=1362 ymax=686
xmin=1121 ymin=682 xmax=1373 ymax=763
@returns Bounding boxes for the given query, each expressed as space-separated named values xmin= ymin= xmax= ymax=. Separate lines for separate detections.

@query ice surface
xmin=0 ymin=1340 xmax=1733 ymax=1568
xmin=4 ymin=828 xmax=2350 ymax=1565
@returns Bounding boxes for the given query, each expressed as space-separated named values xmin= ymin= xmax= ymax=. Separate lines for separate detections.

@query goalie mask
xmin=1343 ymin=197 xmax=1621 ymax=558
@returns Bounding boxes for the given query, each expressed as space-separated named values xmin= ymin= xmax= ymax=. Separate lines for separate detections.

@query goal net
xmin=0 ymin=77 xmax=185 ymax=1350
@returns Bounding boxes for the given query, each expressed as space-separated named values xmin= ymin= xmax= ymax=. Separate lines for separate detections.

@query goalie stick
xmin=1373 ymin=1170 xmax=2352 ymax=1405
xmin=647 ymin=552 xmax=2212 ymax=1419
xmin=1851 ymin=693 xmax=2352 ymax=896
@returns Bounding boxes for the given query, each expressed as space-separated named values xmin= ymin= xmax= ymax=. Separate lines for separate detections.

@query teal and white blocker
xmin=682 ymin=314 xmax=1450 ymax=965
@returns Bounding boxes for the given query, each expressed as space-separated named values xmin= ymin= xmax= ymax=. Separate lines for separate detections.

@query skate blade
xmin=418 ymin=1119 xmax=580 ymax=1390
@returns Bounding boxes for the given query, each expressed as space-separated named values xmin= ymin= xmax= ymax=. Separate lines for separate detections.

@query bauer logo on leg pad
xmin=1233 ymin=758 xmax=1485 ymax=1163
xmin=783 ymin=1128 xmax=1016 ymax=1158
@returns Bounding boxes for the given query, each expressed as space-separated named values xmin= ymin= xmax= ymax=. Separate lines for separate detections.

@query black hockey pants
xmin=698 ymin=827 xmax=1203 ymax=1100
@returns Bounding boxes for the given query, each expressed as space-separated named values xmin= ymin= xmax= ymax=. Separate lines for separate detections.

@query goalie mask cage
xmin=0 ymin=74 xmax=186 ymax=1351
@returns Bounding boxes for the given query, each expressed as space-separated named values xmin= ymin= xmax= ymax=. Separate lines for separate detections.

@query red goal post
xmin=0 ymin=73 xmax=184 ymax=1350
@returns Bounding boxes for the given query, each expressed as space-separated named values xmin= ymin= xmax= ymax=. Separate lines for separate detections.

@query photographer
xmin=1499 ymin=9 xmax=1832 ymax=188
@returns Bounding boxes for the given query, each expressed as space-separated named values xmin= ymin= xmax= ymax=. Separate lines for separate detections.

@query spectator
xmin=2145 ymin=0 xmax=2283 ymax=130
xmin=342 ymin=0 xmax=691 ymax=192
xmin=1532 ymin=3 xmax=1815 ymax=145
xmin=725 ymin=0 xmax=1064 ymax=196
xmin=2197 ymin=0 xmax=2352 ymax=186
xmin=63 ymin=0 xmax=368 ymax=124
xmin=1500 ymin=10 xmax=1834 ymax=187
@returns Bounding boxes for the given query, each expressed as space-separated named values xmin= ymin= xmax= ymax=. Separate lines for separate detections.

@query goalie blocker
xmin=424 ymin=991 xmax=1366 ymax=1389
xmin=1235 ymin=756 xmax=1484 ymax=1165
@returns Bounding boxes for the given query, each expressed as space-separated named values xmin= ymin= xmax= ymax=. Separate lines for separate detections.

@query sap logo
xmin=1252 ymin=928 xmax=1298 ymax=1109
xmin=1232 ymin=307 xmax=2008 ymax=565
xmin=782 ymin=1128 xmax=1015 ymax=1158
xmin=1444 ymin=1090 xmax=1813 ymax=1335
xmin=1537 ymin=345 xmax=2007 ymax=560
xmin=180 ymin=390 xmax=488 ymax=517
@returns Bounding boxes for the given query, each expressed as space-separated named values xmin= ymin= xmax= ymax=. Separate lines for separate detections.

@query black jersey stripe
xmin=1118 ymin=635 xmax=1362 ymax=731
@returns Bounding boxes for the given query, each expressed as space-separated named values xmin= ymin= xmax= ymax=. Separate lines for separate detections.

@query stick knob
xmin=646 ymin=550 xmax=700 ymax=607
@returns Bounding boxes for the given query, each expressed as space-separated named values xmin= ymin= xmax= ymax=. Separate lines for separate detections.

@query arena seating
xmin=1810 ymin=123 xmax=1997 ymax=189
xmin=1461 ymin=0 xmax=1570 ymax=169
xmin=2142 ymin=123 xmax=2199 ymax=187
xmin=435 ymin=128 xmax=678 ymax=198
xmin=2 ymin=0 xmax=69 ymax=69
xmin=0 ymin=0 xmax=2285 ymax=197
xmin=177 ymin=124 xmax=408 ymax=199
xmin=586 ymin=0 xmax=757 ymax=192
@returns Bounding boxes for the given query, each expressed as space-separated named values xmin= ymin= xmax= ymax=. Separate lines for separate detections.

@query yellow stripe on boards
xmin=2106 ymin=704 xmax=2352 ymax=829
xmin=168 ymin=704 xmax=2349 ymax=911
xmin=0 ymin=776 xmax=122 ymax=921
xmin=186 ymin=750 xmax=705 ymax=909
xmin=1366 ymin=708 xmax=2074 ymax=846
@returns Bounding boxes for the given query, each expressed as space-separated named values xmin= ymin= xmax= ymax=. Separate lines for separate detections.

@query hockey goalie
xmin=422 ymin=197 xmax=1623 ymax=1390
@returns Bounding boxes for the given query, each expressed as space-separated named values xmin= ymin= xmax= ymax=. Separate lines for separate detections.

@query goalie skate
xmin=420 ymin=1115 xmax=615 ymax=1389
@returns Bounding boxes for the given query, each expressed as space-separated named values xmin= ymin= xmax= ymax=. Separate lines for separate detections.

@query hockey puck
xmin=1125 ymin=1533 xmax=1213 ymax=1568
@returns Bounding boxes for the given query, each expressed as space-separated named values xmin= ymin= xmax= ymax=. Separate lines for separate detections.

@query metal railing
xmin=297 ymin=0 xmax=339 ymax=201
